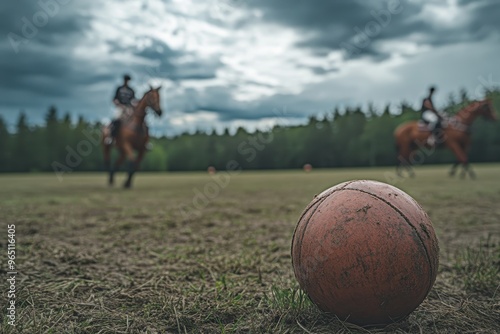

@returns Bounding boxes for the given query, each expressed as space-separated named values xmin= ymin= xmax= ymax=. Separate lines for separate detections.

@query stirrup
xmin=427 ymin=135 xmax=436 ymax=146
xmin=104 ymin=137 xmax=113 ymax=145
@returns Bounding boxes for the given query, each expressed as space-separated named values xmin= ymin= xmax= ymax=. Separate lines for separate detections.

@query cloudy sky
xmin=1 ymin=0 xmax=499 ymax=135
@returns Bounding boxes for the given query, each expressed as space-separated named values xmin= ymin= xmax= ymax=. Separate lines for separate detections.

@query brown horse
xmin=102 ymin=86 xmax=163 ymax=188
xmin=394 ymin=99 xmax=496 ymax=178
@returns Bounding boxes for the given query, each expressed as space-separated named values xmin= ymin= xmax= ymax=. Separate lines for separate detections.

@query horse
xmin=394 ymin=99 xmax=497 ymax=178
xmin=102 ymin=86 xmax=163 ymax=188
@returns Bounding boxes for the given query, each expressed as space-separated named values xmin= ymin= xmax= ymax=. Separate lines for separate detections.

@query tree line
xmin=1 ymin=89 xmax=499 ymax=173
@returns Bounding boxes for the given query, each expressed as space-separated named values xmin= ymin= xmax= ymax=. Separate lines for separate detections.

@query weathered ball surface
xmin=291 ymin=180 xmax=439 ymax=326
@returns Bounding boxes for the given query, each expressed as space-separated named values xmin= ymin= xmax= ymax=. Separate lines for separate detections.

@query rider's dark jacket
xmin=114 ymin=85 xmax=135 ymax=105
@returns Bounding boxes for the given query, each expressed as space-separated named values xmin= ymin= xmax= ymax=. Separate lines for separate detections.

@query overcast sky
xmin=1 ymin=0 xmax=499 ymax=135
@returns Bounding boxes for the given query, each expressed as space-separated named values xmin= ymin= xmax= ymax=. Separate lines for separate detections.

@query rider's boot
xmin=427 ymin=134 xmax=436 ymax=146
xmin=105 ymin=122 xmax=115 ymax=145
xmin=106 ymin=120 xmax=121 ymax=145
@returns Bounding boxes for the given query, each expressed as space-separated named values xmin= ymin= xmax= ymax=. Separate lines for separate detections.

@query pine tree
xmin=14 ymin=112 xmax=31 ymax=171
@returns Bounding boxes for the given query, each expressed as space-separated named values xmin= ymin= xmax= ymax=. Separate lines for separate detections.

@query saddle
xmin=417 ymin=117 xmax=469 ymax=133
xmin=108 ymin=105 xmax=147 ymax=135
xmin=417 ymin=120 xmax=445 ymax=132
xmin=119 ymin=105 xmax=134 ymax=121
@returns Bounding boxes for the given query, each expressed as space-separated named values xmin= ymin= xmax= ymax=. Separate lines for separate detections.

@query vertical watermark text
xmin=6 ymin=224 xmax=17 ymax=326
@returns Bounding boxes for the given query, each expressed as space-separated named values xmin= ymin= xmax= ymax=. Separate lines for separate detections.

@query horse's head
xmin=458 ymin=99 xmax=497 ymax=125
xmin=479 ymin=99 xmax=497 ymax=121
xmin=145 ymin=85 xmax=163 ymax=117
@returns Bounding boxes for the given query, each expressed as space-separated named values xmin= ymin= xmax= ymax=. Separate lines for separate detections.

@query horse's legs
xmin=103 ymin=127 xmax=111 ymax=170
xmin=397 ymin=162 xmax=413 ymax=177
xmin=396 ymin=142 xmax=415 ymax=178
xmin=396 ymin=161 xmax=415 ymax=178
xmin=103 ymin=133 xmax=115 ymax=185
xmin=400 ymin=156 xmax=416 ymax=178
xmin=123 ymin=144 xmax=139 ymax=189
xmin=103 ymin=144 xmax=111 ymax=172
xmin=125 ymin=148 xmax=146 ymax=189
xmin=408 ymin=165 xmax=416 ymax=178
xmin=459 ymin=164 xmax=467 ymax=179
xmin=449 ymin=161 xmax=460 ymax=177
xmin=447 ymin=142 xmax=470 ymax=179
xmin=396 ymin=164 xmax=403 ymax=178
xmin=399 ymin=164 xmax=414 ymax=178
xmin=464 ymin=140 xmax=476 ymax=179
xmin=468 ymin=164 xmax=477 ymax=179
xmin=459 ymin=163 xmax=476 ymax=180
xmin=461 ymin=141 xmax=475 ymax=179
xmin=110 ymin=150 xmax=126 ymax=186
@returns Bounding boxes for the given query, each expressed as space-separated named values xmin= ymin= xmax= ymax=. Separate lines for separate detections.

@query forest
xmin=1 ymin=89 xmax=499 ymax=173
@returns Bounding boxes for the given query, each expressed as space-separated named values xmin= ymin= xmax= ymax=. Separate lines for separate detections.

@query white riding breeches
xmin=114 ymin=105 xmax=134 ymax=119
xmin=422 ymin=111 xmax=439 ymax=127
xmin=114 ymin=106 xmax=123 ymax=118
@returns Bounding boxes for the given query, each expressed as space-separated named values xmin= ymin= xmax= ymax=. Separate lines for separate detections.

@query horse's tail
xmin=393 ymin=123 xmax=404 ymax=153
xmin=394 ymin=122 xmax=416 ymax=165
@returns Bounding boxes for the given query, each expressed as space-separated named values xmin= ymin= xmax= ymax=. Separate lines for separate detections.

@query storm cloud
xmin=0 ymin=0 xmax=499 ymax=133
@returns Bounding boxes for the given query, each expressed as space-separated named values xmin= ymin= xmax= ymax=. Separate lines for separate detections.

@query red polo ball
xmin=303 ymin=164 xmax=313 ymax=172
xmin=291 ymin=180 xmax=439 ymax=326
xmin=207 ymin=166 xmax=216 ymax=175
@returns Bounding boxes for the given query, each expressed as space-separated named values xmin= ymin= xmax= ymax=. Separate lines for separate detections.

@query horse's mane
xmin=457 ymin=99 xmax=488 ymax=116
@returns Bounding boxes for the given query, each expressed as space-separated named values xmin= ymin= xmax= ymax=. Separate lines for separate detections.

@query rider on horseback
xmin=105 ymin=74 xmax=137 ymax=145
xmin=421 ymin=86 xmax=444 ymax=146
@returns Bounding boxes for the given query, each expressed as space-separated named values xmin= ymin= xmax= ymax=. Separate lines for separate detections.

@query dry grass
xmin=0 ymin=165 xmax=499 ymax=333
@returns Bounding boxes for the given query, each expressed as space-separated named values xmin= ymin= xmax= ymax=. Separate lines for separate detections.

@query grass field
xmin=1 ymin=165 xmax=499 ymax=333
